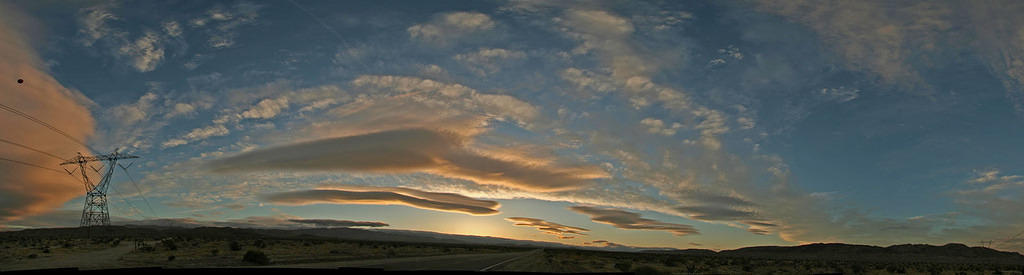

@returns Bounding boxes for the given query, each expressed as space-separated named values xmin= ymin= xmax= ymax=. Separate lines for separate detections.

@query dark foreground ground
xmin=2 ymin=226 xmax=1023 ymax=274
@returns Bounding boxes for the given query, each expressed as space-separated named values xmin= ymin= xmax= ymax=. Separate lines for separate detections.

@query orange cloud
xmin=506 ymin=217 xmax=589 ymax=239
xmin=571 ymin=206 xmax=698 ymax=236
xmin=212 ymin=128 xmax=606 ymax=192
xmin=262 ymin=185 xmax=501 ymax=215
xmin=0 ymin=5 xmax=96 ymax=222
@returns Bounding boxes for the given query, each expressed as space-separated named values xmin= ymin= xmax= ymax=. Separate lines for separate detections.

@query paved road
xmin=273 ymin=249 xmax=541 ymax=271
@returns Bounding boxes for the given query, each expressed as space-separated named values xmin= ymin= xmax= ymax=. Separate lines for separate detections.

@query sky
xmin=1 ymin=0 xmax=1024 ymax=252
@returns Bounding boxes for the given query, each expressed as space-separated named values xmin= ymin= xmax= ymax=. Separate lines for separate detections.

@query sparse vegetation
xmin=228 ymin=240 xmax=242 ymax=251
xmin=1 ymin=227 xmax=1021 ymax=273
xmin=242 ymin=250 xmax=270 ymax=265
xmin=160 ymin=239 xmax=177 ymax=251
xmin=614 ymin=262 xmax=632 ymax=272
xmin=632 ymin=265 xmax=666 ymax=275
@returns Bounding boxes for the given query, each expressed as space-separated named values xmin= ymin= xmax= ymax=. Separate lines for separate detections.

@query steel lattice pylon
xmin=60 ymin=150 xmax=139 ymax=227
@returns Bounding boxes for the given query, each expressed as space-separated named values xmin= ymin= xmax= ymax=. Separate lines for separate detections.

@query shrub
xmin=614 ymin=262 xmax=633 ymax=272
xmin=211 ymin=249 xmax=219 ymax=256
xmin=243 ymin=250 xmax=270 ymax=265
xmin=254 ymin=239 xmax=267 ymax=248
xmin=632 ymin=265 xmax=666 ymax=275
xmin=161 ymin=239 xmax=177 ymax=251
xmin=229 ymin=240 xmax=242 ymax=251
xmin=27 ymin=254 xmax=38 ymax=259
xmin=167 ymin=255 xmax=176 ymax=261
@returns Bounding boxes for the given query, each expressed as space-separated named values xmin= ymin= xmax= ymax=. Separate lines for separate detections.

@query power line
xmin=120 ymin=164 xmax=157 ymax=219
xmin=0 ymin=137 xmax=65 ymax=161
xmin=110 ymin=187 xmax=150 ymax=221
xmin=0 ymin=103 xmax=97 ymax=153
xmin=0 ymin=156 xmax=63 ymax=174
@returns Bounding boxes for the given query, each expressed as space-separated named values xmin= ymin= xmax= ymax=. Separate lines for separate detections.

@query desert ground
xmin=2 ymin=227 xmax=1024 ymax=274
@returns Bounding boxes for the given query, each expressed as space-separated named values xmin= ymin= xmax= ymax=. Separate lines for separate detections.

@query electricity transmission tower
xmin=60 ymin=150 xmax=139 ymax=227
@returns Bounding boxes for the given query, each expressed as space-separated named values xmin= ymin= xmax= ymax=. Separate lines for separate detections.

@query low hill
xmin=719 ymin=243 xmax=1024 ymax=264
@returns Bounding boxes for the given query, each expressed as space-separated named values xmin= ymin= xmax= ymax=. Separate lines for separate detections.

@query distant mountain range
xmin=3 ymin=225 xmax=1022 ymax=264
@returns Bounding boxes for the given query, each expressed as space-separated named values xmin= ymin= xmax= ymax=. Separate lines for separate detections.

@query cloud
xmin=819 ymin=87 xmax=860 ymax=103
xmin=506 ymin=217 xmax=589 ymax=239
xmin=261 ymin=185 xmax=500 ymax=215
xmin=287 ymin=218 xmax=389 ymax=227
xmin=162 ymin=20 xmax=182 ymax=38
xmin=78 ymin=4 xmax=118 ymax=47
xmin=408 ymin=12 xmax=495 ymax=45
xmin=165 ymin=103 xmax=197 ymax=118
xmin=76 ymin=4 xmax=170 ymax=72
xmin=640 ymin=118 xmax=682 ymax=136
xmin=454 ymin=48 xmax=527 ymax=76
xmin=211 ymin=128 xmax=606 ymax=191
xmin=240 ymin=97 xmax=289 ymax=120
xmin=554 ymin=8 xmax=731 ymax=151
xmin=675 ymin=205 xmax=757 ymax=221
xmin=118 ymin=31 xmax=165 ymax=72
xmin=559 ymin=9 xmax=644 ymax=79
xmin=968 ymin=169 xmax=1021 ymax=184
xmin=91 ymin=214 xmax=393 ymax=229
xmin=189 ymin=1 xmax=262 ymax=49
xmin=570 ymin=206 xmax=698 ymax=236
xmin=162 ymin=124 xmax=229 ymax=148
xmin=0 ymin=5 xmax=96 ymax=222
xmin=754 ymin=1 xmax=950 ymax=86
xmin=109 ymin=92 xmax=158 ymax=125
xmin=587 ymin=240 xmax=627 ymax=248
xmin=308 ymin=75 xmax=539 ymax=137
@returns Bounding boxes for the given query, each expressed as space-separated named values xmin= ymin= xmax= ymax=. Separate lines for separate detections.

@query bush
xmin=161 ymin=239 xmax=177 ymax=250
xmin=254 ymin=239 xmax=267 ymax=249
xmin=632 ymin=265 xmax=666 ymax=275
xmin=614 ymin=262 xmax=633 ymax=272
xmin=211 ymin=249 xmax=219 ymax=256
xmin=229 ymin=240 xmax=242 ymax=251
xmin=27 ymin=254 xmax=38 ymax=259
xmin=167 ymin=255 xmax=176 ymax=261
xmin=243 ymin=250 xmax=270 ymax=265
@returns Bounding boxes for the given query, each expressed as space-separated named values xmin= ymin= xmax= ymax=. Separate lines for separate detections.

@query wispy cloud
xmin=408 ymin=12 xmax=495 ymax=45
xmin=506 ymin=217 xmax=589 ymax=239
xmin=162 ymin=124 xmax=229 ymax=148
xmin=454 ymin=48 xmax=526 ymax=76
xmin=287 ymin=218 xmax=389 ymax=228
xmin=189 ymin=1 xmax=262 ymax=49
xmin=261 ymin=185 xmax=501 ymax=215
xmin=211 ymin=128 xmax=606 ymax=191
xmin=76 ymin=4 xmax=171 ymax=72
xmin=570 ymin=206 xmax=698 ymax=236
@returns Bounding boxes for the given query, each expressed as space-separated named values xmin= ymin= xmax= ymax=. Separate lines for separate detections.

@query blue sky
xmin=2 ymin=0 xmax=1024 ymax=251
